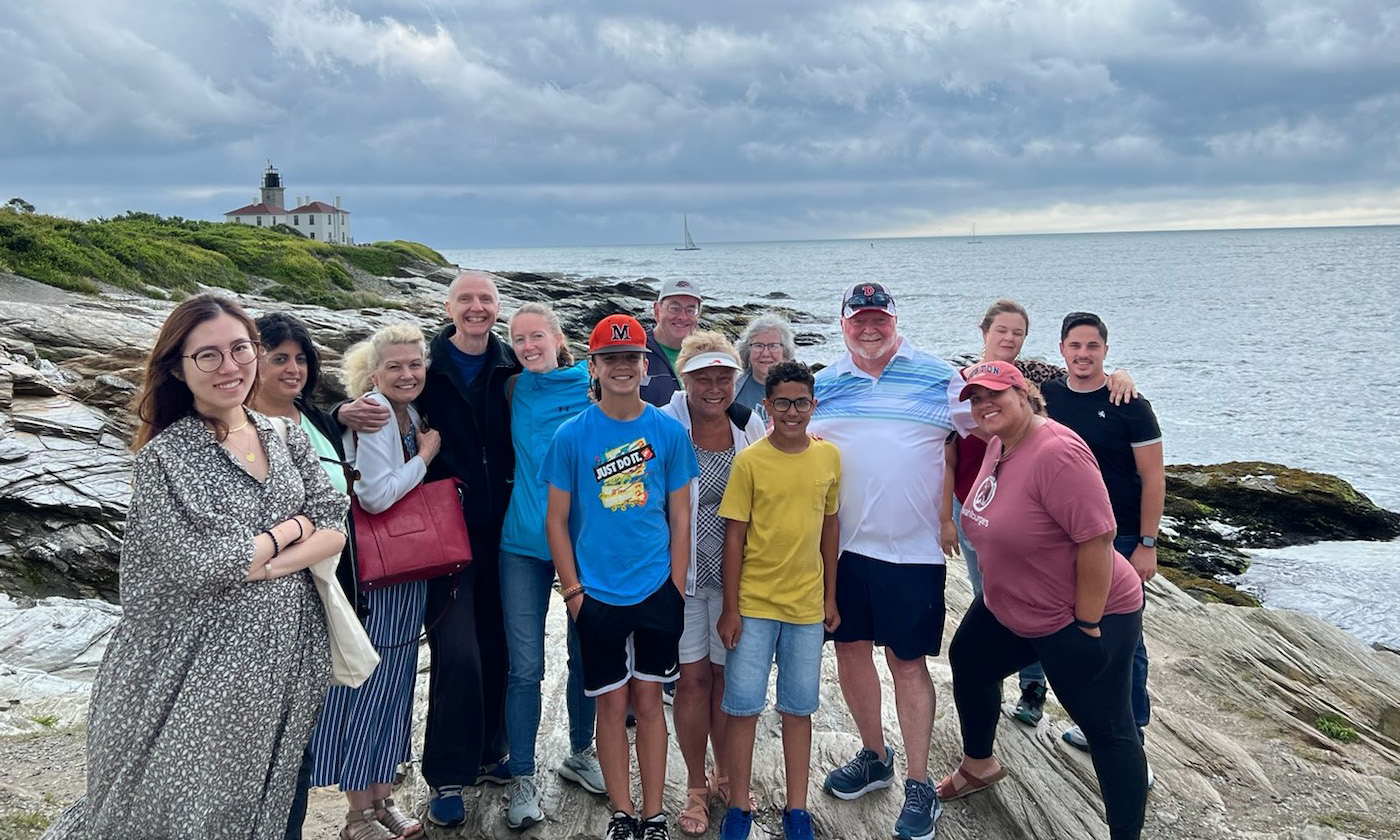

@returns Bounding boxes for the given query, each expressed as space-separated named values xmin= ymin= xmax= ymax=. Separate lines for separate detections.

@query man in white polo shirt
xmin=811 ymin=283 xmax=973 ymax=840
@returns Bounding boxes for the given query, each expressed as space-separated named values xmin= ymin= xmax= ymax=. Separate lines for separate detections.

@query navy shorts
xmin=574 ymin=579 xmax=685 ymax=697
xmin=826 ymin=551 xmax=947 ymax=660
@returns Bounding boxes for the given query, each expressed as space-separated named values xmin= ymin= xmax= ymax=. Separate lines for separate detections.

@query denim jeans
xmin=500 ymin=550 xmax=594 ymax=776
xmin=1112 ymin=535 xmax=1152 ymax=732
xmin=956 ymin=498 xmax=1046 ymax=689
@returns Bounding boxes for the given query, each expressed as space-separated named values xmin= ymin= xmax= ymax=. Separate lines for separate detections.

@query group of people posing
xmin=45 ymin=268 xmax=1163 ymax=840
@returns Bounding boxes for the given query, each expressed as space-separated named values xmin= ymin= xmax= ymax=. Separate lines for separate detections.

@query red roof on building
xmin=289 ymin=200 xmax=349 ymax=214
xmin=224 ymin=202 xmax=287 ymax=216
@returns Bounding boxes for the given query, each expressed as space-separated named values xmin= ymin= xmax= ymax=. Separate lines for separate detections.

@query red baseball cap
xmin=958 ymin=359 xmax=1027 ymax=401
xmin=589 ymin=314 xmax=648 ymax=355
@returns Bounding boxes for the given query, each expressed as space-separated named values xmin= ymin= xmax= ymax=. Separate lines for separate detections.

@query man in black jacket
xmin=338 ymin=269 xmax=522 ymax=827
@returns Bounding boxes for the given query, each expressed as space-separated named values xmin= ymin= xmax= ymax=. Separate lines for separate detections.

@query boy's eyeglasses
xmin=770 ymin=397 xmax=814 ymax=413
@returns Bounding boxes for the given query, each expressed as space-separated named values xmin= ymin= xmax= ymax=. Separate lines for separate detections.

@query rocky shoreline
xmin=2 ymin=264 xmax=1396 ymax=605
xmin=4 ymin=263 xmax=1400 ymax=839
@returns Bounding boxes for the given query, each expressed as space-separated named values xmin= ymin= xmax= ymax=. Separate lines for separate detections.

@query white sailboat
xmin=967 ymin=222 xmax=983 ymax=244
xmin=676 ymin=215 xmax=701 ymax=251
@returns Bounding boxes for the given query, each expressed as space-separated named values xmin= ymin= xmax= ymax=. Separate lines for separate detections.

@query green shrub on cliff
xmin=0 ymin=211 xmax=443 ymax=309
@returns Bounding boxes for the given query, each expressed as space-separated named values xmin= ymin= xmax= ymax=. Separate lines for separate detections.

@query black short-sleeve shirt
xmin=1041 ymin=377 xmax=1162 ymax=536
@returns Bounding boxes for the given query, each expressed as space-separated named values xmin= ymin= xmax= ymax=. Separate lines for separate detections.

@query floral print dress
xmin=44 ymin=411 xmax=349 ymax=840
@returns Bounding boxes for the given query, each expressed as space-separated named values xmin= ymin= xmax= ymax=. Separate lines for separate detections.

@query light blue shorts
xmin=720 ymin=617 xmax=824 ymax=717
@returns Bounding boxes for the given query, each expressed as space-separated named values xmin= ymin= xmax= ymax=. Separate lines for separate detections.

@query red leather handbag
xmin=351 ymin=477 xmax=473 ymax=589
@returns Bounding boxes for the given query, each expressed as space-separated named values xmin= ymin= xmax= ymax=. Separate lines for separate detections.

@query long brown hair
xmin=131 ymin=294 xmax=261 ymax=450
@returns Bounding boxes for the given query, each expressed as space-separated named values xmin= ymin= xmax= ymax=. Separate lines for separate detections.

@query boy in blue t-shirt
xmin=542 ymin=313 xmax=699 ymax=840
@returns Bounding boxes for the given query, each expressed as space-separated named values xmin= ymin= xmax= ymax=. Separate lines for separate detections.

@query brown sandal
xmin=373 ymin=797 xmax=423 ymax=838
xmin=341 ymin=808 xmax=395 ymax=840
xmin=678 ymin=787 xmax=710 ymax=836
xmin=935 ymin=763 xmax=1009 ymax=801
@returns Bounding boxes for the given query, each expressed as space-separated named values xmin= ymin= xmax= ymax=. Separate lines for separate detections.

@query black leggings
xmin=949 ymin=596 xmax=1146 ymax=840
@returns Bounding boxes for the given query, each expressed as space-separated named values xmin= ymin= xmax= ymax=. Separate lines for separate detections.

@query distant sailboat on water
xmin=676 ymin=215 xmax=701 ymax=251
xmin=967 ymin=222 xmax=983 ymax=244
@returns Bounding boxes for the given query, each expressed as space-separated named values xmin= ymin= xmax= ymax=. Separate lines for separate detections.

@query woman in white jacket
xmin=309 ymin=324 xmax=441 ymax=840
xmin=661 ymin=331 xmax=765 ymax=836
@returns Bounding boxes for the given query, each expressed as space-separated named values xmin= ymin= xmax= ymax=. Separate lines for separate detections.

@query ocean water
xmin=441 ymin=226 xmax=1400 ymax=644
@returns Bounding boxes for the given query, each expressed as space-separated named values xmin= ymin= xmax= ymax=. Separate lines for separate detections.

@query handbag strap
xmin=374 ymin=574 xmax=461 ymax=649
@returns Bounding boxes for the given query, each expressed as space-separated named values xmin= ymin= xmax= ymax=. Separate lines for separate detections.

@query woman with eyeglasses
xmin=309 ymin=324 xmax=441 ymax=840
xmin=43 ymin=295 xmax=348 ymax=840
xmin=659 ymin=331 xmax=765 ymax=836
xmin=937 ymin=360 xmax=1147 ymax=840
xmin=250 ymin=312 xmax=360 ymax=840
xmin=733 ymin=315 xmax=797 ymax=414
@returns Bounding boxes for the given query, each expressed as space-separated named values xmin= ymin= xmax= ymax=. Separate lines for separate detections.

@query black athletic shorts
xmin=826 ymin=551 xmax=947 ymax=660
xmin=574 ymin=579 xmax=685 ymax=696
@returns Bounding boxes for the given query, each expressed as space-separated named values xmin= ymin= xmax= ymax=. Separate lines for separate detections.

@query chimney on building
xmin=335 ymin=195 xmax=341 ymax=210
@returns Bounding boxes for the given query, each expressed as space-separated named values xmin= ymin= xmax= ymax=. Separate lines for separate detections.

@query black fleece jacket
xmin=417 ymin=326 xmax=523 ymax=554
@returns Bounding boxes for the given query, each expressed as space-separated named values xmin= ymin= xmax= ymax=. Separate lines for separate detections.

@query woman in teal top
xmin=252 ymin=312 xmax=365 ymax=840
xmin=497 ymin=303 xmax=605 ymax=830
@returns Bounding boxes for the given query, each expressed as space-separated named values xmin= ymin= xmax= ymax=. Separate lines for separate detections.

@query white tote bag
xmin=270 ymin=417 xmax=380 ymax=687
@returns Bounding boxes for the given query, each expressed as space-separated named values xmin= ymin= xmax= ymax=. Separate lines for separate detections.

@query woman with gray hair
xmin=733 ymin=314 xmax=797 ymax=412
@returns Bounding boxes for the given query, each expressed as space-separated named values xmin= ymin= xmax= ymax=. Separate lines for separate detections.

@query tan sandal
xmin=341 ymin=808 xmax=395 ymax=840
xmin=678 ymin=787 xmax=710 ymax=836
xmin=708 ymin=771 xmax=758 ymax=812
xmin=373 ymin=797 xmax=423 ymax=838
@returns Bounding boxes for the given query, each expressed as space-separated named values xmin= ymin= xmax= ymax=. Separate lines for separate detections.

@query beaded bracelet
xmin=561 ymin=584 xmax=585 ymax=602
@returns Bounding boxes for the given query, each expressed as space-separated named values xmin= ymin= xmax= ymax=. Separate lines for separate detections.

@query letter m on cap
xmin=610 ymin=323 xmax=631 ymax=341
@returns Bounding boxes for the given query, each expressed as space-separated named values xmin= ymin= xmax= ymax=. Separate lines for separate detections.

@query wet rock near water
xmin=2 ymin=265 xmax=1397 ymax=606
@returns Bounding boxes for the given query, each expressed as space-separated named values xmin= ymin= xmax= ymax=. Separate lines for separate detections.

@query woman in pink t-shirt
xmin=935 ymin=360 xmax=1147 ymax=840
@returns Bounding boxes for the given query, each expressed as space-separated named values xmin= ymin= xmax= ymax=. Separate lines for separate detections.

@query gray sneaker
xmin=823 ymin=744 xmax=895 ymax=800
xmin=558 ymin=747 xmax=607 ymax=795
xmin=506 ymin=775 xmax=544 ymax=830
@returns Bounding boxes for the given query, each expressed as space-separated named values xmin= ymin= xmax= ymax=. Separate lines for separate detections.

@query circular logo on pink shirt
xmin=971 ymin=475 xmax=997 ymax=512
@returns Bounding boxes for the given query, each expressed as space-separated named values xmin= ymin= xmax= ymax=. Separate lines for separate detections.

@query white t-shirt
xmin=810 ymin=339 xmax=975 ymax=565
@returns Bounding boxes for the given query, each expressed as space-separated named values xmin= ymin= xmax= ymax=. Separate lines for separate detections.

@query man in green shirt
xmin=640 ymin=278 xmax=703 ymax=406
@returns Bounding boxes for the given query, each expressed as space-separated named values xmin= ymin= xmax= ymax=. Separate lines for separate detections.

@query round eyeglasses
xmin=184 ymin=341 xmax=261 ymax=372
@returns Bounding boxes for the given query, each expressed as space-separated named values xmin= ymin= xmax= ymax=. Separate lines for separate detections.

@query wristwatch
xmin=1138 ymin=536 xmax=1157 ymax=548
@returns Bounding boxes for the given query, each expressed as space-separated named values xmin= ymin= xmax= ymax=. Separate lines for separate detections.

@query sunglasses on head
xmin=845 ymin=291 xmax=893 ymax=310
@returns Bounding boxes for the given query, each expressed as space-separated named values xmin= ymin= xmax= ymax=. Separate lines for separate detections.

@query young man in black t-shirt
xmin=1041 ymin=312 xmax=1164 ymax=778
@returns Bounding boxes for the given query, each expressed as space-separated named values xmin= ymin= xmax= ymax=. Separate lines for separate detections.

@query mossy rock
xmin=1165 ymin=462 xmax=1400 ymax=547
xmin=1158 ymin=567 xmax=1261 ymax=606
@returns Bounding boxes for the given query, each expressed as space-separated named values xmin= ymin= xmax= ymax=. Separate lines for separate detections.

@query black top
xmin=298 ymin=397 xmax=363 ymax=614
xmin=418 ymin=326 xmax=523 ymax=559
xmin=1041 ymin=378 xmax=1162 ymax=536
xmin=640 ymin=326 xmax=681 ymax=407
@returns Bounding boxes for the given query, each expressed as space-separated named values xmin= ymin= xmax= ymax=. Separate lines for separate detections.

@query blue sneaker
xmin=893 ymin=778 xmax=942 ymax=840
xmin=475 ymin=757 xmax=513 ymax=785
xmin=823 ymin=744 xmax=895 ymax=800
xmin=427 ymin=784 xmax=465 ymax=827
xmin=719 ymin=807 xmax=753 ymax=840
xmin=782 ymin=808 xmax=814 ymax=840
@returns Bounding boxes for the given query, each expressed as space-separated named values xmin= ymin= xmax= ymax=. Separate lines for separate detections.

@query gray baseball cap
xmin=657 ymin=278 xmax=704 ymax=302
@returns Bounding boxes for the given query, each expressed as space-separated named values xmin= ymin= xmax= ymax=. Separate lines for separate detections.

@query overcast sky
xmin=3 ymin=0 xmax=1398 ymax=247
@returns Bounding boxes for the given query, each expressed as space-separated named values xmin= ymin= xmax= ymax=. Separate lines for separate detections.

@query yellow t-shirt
xmin=718 ymin=437 xmax=841 ymax=624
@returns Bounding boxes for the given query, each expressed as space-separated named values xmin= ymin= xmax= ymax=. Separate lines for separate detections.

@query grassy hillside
xmin=0 ymin=210 xmax=448 ymax=309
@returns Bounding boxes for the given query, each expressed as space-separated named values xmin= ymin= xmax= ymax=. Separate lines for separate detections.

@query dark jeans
xmin=1113 ymin=535 xmax=1152 ymax=732
xmin=284 ymin=746 xmax=312 ymax=840
xmin=421 ymin=554 xmax=510 ymax=787
xmin=950 ymin=596 xmax=1146 ymax=840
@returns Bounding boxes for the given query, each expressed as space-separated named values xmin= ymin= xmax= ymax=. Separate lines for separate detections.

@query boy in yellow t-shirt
xmin=716 ymin=361 xmax=841 ymax=840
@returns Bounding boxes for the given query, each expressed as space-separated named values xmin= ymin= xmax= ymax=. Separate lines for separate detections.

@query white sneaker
xmin=1061 ymin=725 xmax=1090 ymax=751
xmin=1146 ymin=761 xmax=1155 ymax=790
xmin=506 ymin=775 xmax=543 ymax=830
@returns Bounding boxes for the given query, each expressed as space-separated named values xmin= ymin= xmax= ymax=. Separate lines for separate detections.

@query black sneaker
xmin=1013 ymin=682 xmax=1048 ymax=726
xmin=605 ymin=811 xmax=638 ymax=840
xmin=639 ymin=813 xmax=670 ymax=840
